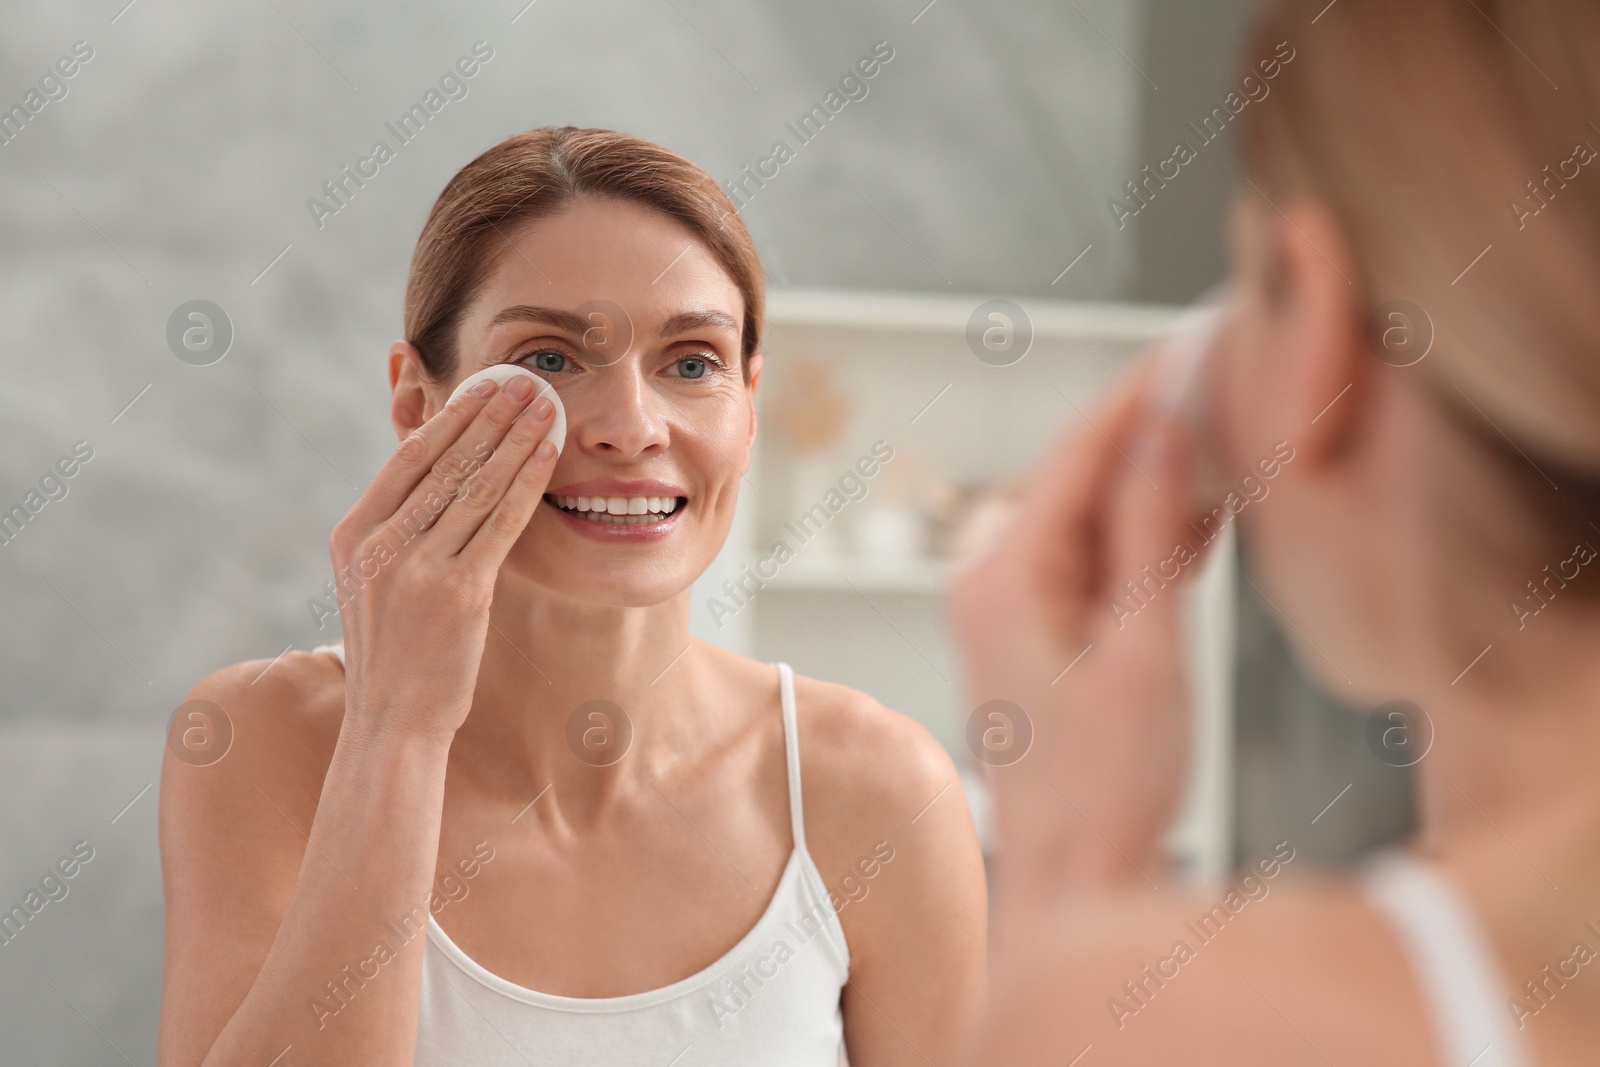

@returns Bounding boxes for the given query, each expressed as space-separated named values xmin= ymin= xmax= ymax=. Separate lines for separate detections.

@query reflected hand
xmin=949 ymin=361 xmax=1201 ymax=910
xmin=329 ymin=376 xmax=558 ymax=744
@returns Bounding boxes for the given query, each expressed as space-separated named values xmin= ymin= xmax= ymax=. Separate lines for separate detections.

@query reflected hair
xmin=404 ymin=126 xmax=764 ymax=384
xmin=1237 ymin=0 xmax=1600 ymax=524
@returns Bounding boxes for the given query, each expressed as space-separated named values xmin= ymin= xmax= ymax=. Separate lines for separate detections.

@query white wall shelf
xmin=762 ymin=558 xmax=949 ymax=594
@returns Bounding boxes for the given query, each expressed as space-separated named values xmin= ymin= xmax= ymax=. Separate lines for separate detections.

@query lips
xmin=545 ymin=494 xmax=683 ymax=523
xmin=538 ymin=479 xmax=689 ymax=542
xmin=547 ymin=495 xmax=678 ymax=518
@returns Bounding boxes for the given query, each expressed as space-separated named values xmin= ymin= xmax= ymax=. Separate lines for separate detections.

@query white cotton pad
xmin=447 ymin=364 xmax=567 ymax=457
xmin=1151 ymin=286 xmax=1230 ymax=512
xmin=1153 ymin=289 xmax=1225 ymax=421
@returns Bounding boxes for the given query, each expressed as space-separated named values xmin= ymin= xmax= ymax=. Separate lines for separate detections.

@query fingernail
xmin=534 ymin=439 xmax=557 ymax=461
xmin=528 ymin=396 xmax=553 ymax=420
xmin=505 ymin=375 xmax=534 ymax=400
xmin=472 ymin=379 xmax=498 ymax=398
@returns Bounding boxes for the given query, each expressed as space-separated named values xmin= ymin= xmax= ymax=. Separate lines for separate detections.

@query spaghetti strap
xmin=775 ymin=662 xmax=806 ymax=852
xmin=1361 ymin=849 xmax=1529 ymax=1067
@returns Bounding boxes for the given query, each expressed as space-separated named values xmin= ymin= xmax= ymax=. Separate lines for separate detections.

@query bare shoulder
xmin=783 ymin=666 xmax=985 ymax=950
xmin=780 ymin=669 xmax=962 ymax=848
xmin=158 ymin=650 xmax=347 ymax=1049
xmin=679 ymin=644 xmax=984 ymax=935
xmin=690 ymin=645 xmax=961 ymax=836
xmin=977 ymin=874 xmax=1432 ymax=1066
xmin=161 ymin=648 xmax=348 ymax=896
xmin=797 ymin=671 xmax=952 ymax=793
xmin=771 ymin=665 xmax=988 ymax=1057
xmin=162 ymin=648 xmax=347 ymax=828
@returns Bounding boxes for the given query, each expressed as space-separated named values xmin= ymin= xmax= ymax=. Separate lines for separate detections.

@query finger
xmin=427 ymin=398 xmax=555 ymax=556
xmin=1006 ymin=361 xmax=1160 ymax=604
xmin=345 ymin=379 xmax=502 ymax=530
xmin=456 ymin=431 xmax=560 ymax=569
xmin=1103 ymin=407 xmax=1199 ymax=632
xmin=1014 ymin=359 xmax=1155 ymax=529
xmin=951 ymin=361 xmax=1158 ymax=697
xmin=381 ymin=380 xmax=540 ymax=546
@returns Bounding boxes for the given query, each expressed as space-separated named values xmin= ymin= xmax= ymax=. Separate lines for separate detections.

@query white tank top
xmin=1361 ymin=848 xmax=1529 ymax=1067
xmin=309 ymin=644 xmax=852 ymax=1066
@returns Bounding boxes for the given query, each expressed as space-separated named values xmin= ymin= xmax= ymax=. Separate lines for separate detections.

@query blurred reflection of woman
xmin=955 ymin=1 xmax=1600 ymax=1064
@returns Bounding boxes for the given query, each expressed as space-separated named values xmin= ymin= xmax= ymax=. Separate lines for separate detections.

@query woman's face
xmin=1207 ymin=189 xmax=1418 ymax=703
xmin=432 ymin=196 xmax=760 ymax=607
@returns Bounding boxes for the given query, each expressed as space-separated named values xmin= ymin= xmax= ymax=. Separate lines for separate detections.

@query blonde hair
xmin=1237 ymin=0 xmax=1600 ymax=505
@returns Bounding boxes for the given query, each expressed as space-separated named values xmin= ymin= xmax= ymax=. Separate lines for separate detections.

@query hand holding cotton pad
xmin=1150 ymin=285 xmax=1231 ymax=513
xmin=448 ymin=364 xmax=567 ymax=457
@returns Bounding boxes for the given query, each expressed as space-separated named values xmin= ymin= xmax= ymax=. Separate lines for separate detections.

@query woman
xmin=158 ymin=127 xmax=985 ymax=1066
xmin=954 ymin=1 xmax=1600 ymax=1064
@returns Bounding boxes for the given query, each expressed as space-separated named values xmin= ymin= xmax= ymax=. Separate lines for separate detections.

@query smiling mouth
xmin=544 ymin=494 xmax=687 ymax=526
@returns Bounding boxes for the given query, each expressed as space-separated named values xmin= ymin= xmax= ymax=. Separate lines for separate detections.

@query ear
xmin=1240 ymin=193 xmax=1368 ymax=469
xmin=388 ymin=340 xmax=433 ymax=441
xmin=744 ymin=350 xmax=764 ymax=452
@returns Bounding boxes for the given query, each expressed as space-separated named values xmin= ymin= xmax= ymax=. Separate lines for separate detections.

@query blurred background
xmin=0 ymin=0 xmax=1413 ymax=1060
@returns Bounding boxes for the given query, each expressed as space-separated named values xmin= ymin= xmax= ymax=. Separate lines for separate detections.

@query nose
xmin=568 ymin=363 xmax=671 ymax=460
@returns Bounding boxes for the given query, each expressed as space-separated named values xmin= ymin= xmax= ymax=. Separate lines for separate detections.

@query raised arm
xmin=158 ymin=373 xmax=557 ymax=1066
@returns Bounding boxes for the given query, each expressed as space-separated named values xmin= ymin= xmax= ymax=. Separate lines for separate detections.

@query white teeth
xmin=547 ymin=493 xmax=683 ymax=518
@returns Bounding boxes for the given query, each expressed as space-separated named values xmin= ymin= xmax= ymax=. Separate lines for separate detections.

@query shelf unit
xmin=690 ymin=288 xmax=1235 ymax=888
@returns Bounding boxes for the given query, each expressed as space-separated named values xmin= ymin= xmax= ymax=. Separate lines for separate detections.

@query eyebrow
xmin=483 ymin=305 xmax=739 ymax=339
xmin=660 ymin=310 xmax=739 ymax=337
xmin=483 ymin=305 xmax=589 ymax=336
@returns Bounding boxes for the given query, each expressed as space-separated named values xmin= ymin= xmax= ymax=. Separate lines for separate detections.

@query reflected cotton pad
xmin=447 ymin=364 xmax=567 ymax=457
xmin=1151 ymin=287 xmax=1230 ymax=512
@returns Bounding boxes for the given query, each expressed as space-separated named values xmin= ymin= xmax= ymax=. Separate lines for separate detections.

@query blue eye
xmin=521 ymin=350 xmax=566 ymax=373
xmin=676 ymin=356 xmax=709 ymax=379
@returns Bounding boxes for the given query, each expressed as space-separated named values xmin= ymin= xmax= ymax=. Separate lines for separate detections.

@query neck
xmin=446 ymin=569 xmax=712 ymax=812
xmin=1406 ymin=605 xmax=1600 ymax=964
xmin=1414 ymin=647 xmax=1600 ymax=857
xmin=1350 ymin=384 xmax=1600 ymax=874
